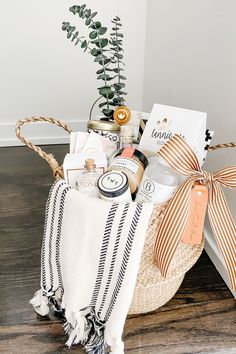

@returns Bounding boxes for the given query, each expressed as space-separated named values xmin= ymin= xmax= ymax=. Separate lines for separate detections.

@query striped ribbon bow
xmin=154 ymin=134 xmax=236 ymax=291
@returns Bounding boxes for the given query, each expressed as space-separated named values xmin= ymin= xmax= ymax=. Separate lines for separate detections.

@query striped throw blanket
xmin=30 ymin=180 xmax=153 ymax=354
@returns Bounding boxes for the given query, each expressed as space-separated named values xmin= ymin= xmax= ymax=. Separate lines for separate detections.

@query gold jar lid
xmin=113 ymin=106 xmax=131 ymax=125
xmin=88 ymin=120 xmax=120 ymax=132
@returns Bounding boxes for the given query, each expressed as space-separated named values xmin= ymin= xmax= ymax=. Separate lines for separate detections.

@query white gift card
xmin=69 ymin=132 xmax=78 ymax=153
xmin=138 ymin=104 xmax=207 ymax=166
xmin=74 ymin=132 xmax=89 ymax=153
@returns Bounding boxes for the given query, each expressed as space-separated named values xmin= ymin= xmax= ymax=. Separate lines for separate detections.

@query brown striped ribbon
xmin=154 ymin=134 xmax=236 ymax=291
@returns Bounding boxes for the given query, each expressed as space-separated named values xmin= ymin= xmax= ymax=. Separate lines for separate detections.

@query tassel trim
xmin=65 ymin=306 xmax=105 ymax=354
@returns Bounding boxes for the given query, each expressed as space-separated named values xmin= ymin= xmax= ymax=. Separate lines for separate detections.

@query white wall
xmin=143 ymin=0 xmax=236 ymax=293
xmin=0 ymin=0 xmax=147 ymax=145
xmin=143 ymin=0 xmax=236 ymax=208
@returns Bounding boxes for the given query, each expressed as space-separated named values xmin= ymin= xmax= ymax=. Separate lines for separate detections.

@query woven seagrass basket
xmin=15 ymin=116 xmax=236 ymax=315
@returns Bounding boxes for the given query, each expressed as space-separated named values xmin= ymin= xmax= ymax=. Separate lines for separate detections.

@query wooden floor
xmin=0 ymin=144 xmax=235 ymax=354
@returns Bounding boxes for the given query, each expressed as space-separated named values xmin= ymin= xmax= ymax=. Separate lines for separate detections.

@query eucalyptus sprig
xmin=62 ymin=3 xmax=127 ymax=121
xmin=109 ymin=16 xmax=127 ymax=107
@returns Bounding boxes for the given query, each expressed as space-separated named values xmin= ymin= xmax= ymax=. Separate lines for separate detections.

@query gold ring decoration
xmin=113 ymin=106 xmax=131 ymax=125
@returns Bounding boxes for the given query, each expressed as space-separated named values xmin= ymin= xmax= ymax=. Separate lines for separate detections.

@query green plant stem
xmin=115 ymin=24 xmax=121 ymax=103
xmin=89 ymin=96 xmax=102 ymax=120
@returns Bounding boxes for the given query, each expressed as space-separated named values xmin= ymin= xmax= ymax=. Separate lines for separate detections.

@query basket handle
xmin=209 ymin=142 xmax=236 ymax=151
xmin=15 ymin=117 xmax=72 ymax=179
xmin=16 ymin=116 xmax=236 ymax=178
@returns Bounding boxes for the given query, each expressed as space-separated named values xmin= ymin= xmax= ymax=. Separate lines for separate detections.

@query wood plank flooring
xmin=0 ymin=144 xmax=235 ymax=353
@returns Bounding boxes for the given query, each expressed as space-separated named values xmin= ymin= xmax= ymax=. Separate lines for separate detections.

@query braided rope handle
xmin=15 ymin=116 xmax=236 ymax=180
xmin=208 ymin=142 xmax=236 ymax=151
xmin=15 ymin=117 xmax=72 ymax=179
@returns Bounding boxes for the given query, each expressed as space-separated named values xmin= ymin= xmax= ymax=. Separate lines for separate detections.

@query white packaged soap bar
xmin=138 ymin=104 xmax=207 ymax=166
xmin=70 ymin=132 xmax=89 ymax=153
xmin=82 ymin=131 xmax=112 ymax=155
xmin=63 ymin=152 xmax=107 ymax=189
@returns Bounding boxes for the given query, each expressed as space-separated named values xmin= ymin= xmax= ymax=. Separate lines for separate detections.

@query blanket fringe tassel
xmin=64 ymin=306 xmax=106 ymax=354
xmin=29 ymin=289 xmax=50 ymax=316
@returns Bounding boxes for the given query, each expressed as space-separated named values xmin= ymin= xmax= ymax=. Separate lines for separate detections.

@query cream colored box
xmin=63 ymin=152 xmax=107 ymax=189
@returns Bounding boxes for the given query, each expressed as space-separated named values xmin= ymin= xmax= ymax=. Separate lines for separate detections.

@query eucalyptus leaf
xmin=90 ymin=21 xmax=101 ymax=29
xmin=62 ymin=22 xmax=70 ymax=30
xmin=113 ymin=97 xmax=124 ymax=104
xmin=71 ymin=31 xmax=79 ymax=41
xmin=96 ymin=68 xmax=105 ymax=75
xmin=112 ymin=39 xmax=122 ymax=45
xmin=107 ymin=93 xmax=115 ymax=99
xmin=91 ymin=38 xmax=108 ymax=48
xmin=114 ymin=91 xmax=127 ymax=95
xmin=80 ymin=4 xmax=86 ymax=11
xmin=84 ymin=9 xmax=91 ymax=18
xmin=114 ymin=83 xmax=125 ymax=90
xmin=114 ymin=53 xmax=123 ymax=59
xmin=89 ymin=31 xmax=98 ymax=39
xmin=90 ymin=12 xmax=97 ymax=18
xmin=79 ymin=9 xmax=84 ymax=17
xmin=102 ymin=108 xmax=114 ymax=117
xmin=69 ymin=26 xmax=76 ymax=32
xmin=98 ymin=58 xmax=110 ymax=65
xmin=119 ymin=75 xmax=127 ymax=80
xmin=112 ymin=68 xmax=124 ymax=73
xmin=98 ymin=27 xmax=107 ymax=35
xmin=111 ymin=21 xmax=122 ymax=26
xmin=91 ymin=48 xmax=101 ymax=56
xmin=110 ymin=32 xmax=123 ymax=38
xmin=85 ymin=17 xmax=92 ymax=25
xmin=94 ymin=53 xmax=107 ymax=61
xmin=98 ymin=86 xmax=112 ymax=96
xmin=81 ymin=40 xmax=87 ymax=48
xmin=99 ymin=102 xmax=108 ymax=108
xmin=97 ymin=73 xmax=112 ymax=80
xmin=69 ymin=6 xmax=77 ymax=14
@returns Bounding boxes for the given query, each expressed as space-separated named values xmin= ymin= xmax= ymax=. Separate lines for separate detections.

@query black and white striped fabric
xmin=30 ymin=180 xmax=153 ymax=354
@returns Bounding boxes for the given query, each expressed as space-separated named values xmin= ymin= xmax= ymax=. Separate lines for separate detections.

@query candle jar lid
xmin=97 ymin=171 xmax=129 ymax=198
xmin=88 ymin=120 xmax=120 ymax=132
xmin=113 ymin=106 xmax=131 ymax=125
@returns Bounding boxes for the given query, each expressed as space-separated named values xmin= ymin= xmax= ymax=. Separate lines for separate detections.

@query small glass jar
xmin=135 ymin=155 xmax=185 ymax=203
xmin=119 ymin=125 xmax=133 ymax=149
xmin=108 ymin=147 xmax=148 ymax=195
xmin=75 ymin=159 xmax=100 ymax=198
xmin=97 ymin=171 xmax=132 ymax=202
xmin=87 ymin=120 xmax=120 ymax=158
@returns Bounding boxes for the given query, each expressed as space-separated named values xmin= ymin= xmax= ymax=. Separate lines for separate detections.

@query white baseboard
xmin=0 ymin=120 xmax=88 ymax=147
xmin=204 ymin=228 xmax=236 ymax=298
